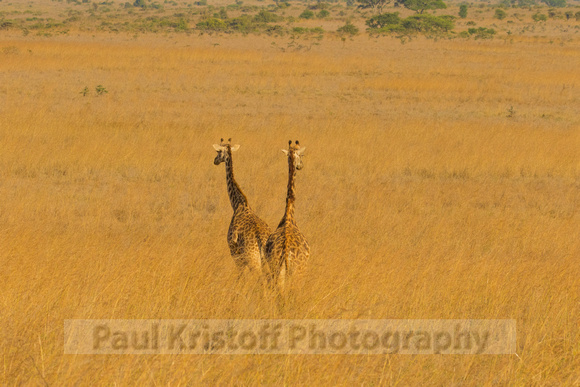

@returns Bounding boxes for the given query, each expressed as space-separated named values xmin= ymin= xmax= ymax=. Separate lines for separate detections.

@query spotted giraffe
xmin=213 ymin=138 xmax=271 ymax=277
xmin=264 ymin=140 xmax=310 ymax=294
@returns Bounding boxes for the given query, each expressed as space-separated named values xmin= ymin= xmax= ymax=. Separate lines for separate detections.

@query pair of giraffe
xmin=213 ymin=138 xmax=310 ymax=294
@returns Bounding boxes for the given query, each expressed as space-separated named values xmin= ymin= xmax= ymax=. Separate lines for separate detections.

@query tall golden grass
xmin=1 ymin=32 xmax=579 ymax=384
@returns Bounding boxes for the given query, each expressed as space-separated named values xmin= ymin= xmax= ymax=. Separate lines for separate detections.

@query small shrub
xmin=317 ymin=9 xmax=330 ymax=18
xmin=532 ymin=12 xmax=547 ymax=21
xmin=95 ymin=85 xmax=108 ymax=95
xmin=309 ymin=2 xmax=329 ymax=10
xmin=459 ymin=4 xmax=468 ymax=18
xmin=196 ymin=17 xmax=226 ymax=31
xmin=227 ymin=15 xmax=258 ymax=33
xmin=253 ymin=9 xmax=281 ymax=22
xmin=265 ymin=24 xmax=284 ymax=35
xmin=494 ymin=8 xmax=506 ymax=19
xmin=337 ymin=21 xmax=359 ymax=35
xmin=541 ymin=0 xmax=565 ymax=7
xmin=467 ymin=26 xmax=495 ymax=38
xmin=299 ymin=9 xmax=314 ymax=19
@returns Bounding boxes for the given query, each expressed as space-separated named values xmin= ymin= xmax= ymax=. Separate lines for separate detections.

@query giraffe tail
xmin=281 ymin=247 xmax=290 ymax=286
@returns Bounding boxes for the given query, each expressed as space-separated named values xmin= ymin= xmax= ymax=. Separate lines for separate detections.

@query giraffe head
xmin=282 ymin=140 xmax=306 ymax=170
xmin=213 ymin=138 xmax=240 ymax=165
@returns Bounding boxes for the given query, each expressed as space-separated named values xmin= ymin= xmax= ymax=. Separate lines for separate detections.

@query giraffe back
xmin=228 ymin=204 xmax=272 ymax=272
xmin=264 ymin=220 xmax=310 ymax=290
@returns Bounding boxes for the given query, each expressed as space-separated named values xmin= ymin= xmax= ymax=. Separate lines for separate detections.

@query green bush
xmin=400 ymin=14 xmax=455 ymax=33
xmin=196 ymin=17 xmax=227 ymax=31
xmin=366 ymin=12 xmax=400 ymax=29
xmin=467 ymin=26 xmax=495 ymax=38
xmin=299 ymin=9 xmax=315 ymax=19
xmin=317 ymin=9 xmax=330 ymax=18
xmin=337 ymin=21 xmax=359 ymax=35
xmin=218 ymin=8 xmax=228 ymax=19
xmin=265 ymin=24 xmax=284 ymax=35
xmin=458 ymin=4 xmax=467 ymax=18
xmin=396 ymin=0 xmax=447 ymax=14
xmin=227 ymin=15 xmax=259 ymax=33
xmin=541 ymin=0 xmax=565 ymax=7
xmin=292 ymin=26 xmax=325 ymax=34
xmin=366 ymin=12 xmax=455 ymax=34
xmin=494 ymin=8 xmax=507 ymax=19
xmin=309 ymin=2 xmax=329 ymax=9
xmin=532 ymin=12 xmax=547 ymax=21
xmin=253 ymin=9 xmax=281 ymax=23
xmin=500 ymin=0 xmax=536 ymax=6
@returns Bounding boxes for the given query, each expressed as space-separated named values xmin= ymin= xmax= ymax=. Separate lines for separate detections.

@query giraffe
xmin=264 ymin=140 xmax=310 ymax=295
xmin=213 ymin=138 xmax=271 ymax=278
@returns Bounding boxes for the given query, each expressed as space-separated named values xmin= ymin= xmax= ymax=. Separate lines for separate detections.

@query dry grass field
xmin=1 ymin=0 xmax=580 ymax=383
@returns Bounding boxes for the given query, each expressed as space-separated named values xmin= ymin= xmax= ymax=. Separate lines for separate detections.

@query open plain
xmin=1 ymin=0 xmax=580 ymax=383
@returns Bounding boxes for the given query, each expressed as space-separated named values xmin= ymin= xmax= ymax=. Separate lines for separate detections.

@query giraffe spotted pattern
xmin=264 ymin=140 xmax=310 ymax=294
xmin=213 ymin=139 xmax=271 ymax=276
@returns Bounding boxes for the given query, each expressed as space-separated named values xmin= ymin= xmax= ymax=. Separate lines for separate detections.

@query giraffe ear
xmin=231 ymin=144 xmax=240 ymax=151
xmin=212 ymin=144 xmax=221 ymax=150
xmin=296 ymin=147 xmax=306 ymax=155
xmin=281 ymin=149 xmax=288 ymax=155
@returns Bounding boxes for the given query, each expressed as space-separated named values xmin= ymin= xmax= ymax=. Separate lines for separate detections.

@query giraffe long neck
xmin=225 ymin=149 xmax=248 ymax=211
xmin=284 ymin=153 xmax=296 ymax=223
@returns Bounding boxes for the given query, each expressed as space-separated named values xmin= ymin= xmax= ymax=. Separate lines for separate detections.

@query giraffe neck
xmin=225 ymin=149 xmax=248 ymax=211
xmin=283 ymin=153 xmax=296 ymax=224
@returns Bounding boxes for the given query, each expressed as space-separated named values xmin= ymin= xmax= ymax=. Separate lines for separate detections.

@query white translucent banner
xmin=65 ymin=319 xmax=516 ymax=355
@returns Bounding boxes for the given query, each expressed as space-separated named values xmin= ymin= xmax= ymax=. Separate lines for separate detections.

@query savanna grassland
xmin=1 ymin=0 xmax=580 ymax=384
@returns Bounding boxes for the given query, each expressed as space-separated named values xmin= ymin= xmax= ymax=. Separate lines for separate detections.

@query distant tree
xmin=366 ymin=12 xmax=400 ymax=28
xmin=458 ymin=4 xmax=468 ymax=18
xmin=400 ymin=14 xmax=454 ymax=31
xmin=357 ymin=0 xmax=391 ymax=14
xmin=494 ymin=8 xmax=507 ymax=19
xmin=541 ymin=0 xmax=565 ymax=7
xmin=564 ymin=11 xmax=573 ymax=20
xmin=499 ymin=0 xmax=536 ymax=7
xmin=133 ymin=0 xmax=147 ymax=7
xmin=396 ymin=0 xmax=447 ymax=14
